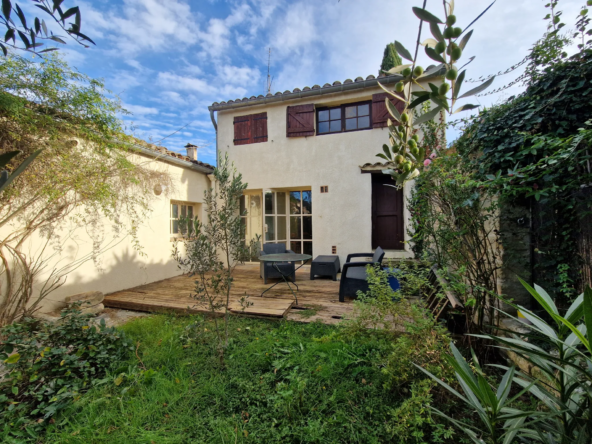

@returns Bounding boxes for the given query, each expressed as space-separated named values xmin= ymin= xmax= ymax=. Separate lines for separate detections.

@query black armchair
xmin=339 ymin=247 xmax=385 ymax=302
xmin=259 ymin=243 xmax=296 ymax=284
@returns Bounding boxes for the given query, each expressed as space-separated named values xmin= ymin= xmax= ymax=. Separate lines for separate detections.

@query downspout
xmin=210 ymin=109 xmax=218 ymax=167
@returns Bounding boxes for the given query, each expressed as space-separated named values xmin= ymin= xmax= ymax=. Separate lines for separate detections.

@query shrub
xmin=0 ymin=305 xmax=133 ymax=440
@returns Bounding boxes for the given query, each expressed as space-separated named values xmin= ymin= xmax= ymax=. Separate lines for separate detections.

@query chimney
xmin=185 ymin=143 xmax=198 ymax=161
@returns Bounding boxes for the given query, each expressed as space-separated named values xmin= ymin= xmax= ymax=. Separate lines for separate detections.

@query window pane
xmin=330 ymin=108 xmax=341 ymax=120
xmin=345 ymin=106 xmax=357 ymax=118
xmin=290 ymin=191 xmax=301 ymax=214
xmin=330 ymin=121 xmax=341 ymax=132
xmin=358 ymin=104 xmax=369 ymax=116
xmin=303 ymin=241 xmax=313 ymax=257
xmin=251 ymin=194 xmax=261 ymax=216
xmin=265 ymin=191 xmax=274 ymax=214
xmin=171 ymin=204 xmax=178 ymax=218
xmin=291 ymin=241 xmax=302 ymax=254
xmin=187 ymin=206 xmax=194 ymax=219
xmin=290 ymin=216 xmax=301 ymax=239
xmin=303 ymin=216 xmax=312 ymax=239
xmin=302 ymin=191 xmax=312 ymax=214
xmin=277 ymin=216 xmax=287 ymax=241
xmin=345 ymin=118 xmax=357 ymax=130
xmin=181 ymin=205 xmax=187 ymax=217
xmin=318 ymin=121 xmax=329 ymax=133
xmin=172 ymin=220 xmax=179 ymax=234
xmin=240 ymin=196 xmax=246 ymax=215
xmin=318 ymin=110 xmax=329 ymax=121
xmin=265 ymin=216 xmax=275 ymax=241
xmin=358 ymin=116 xmax=370 ymax=128
xmin=276 ymin=192 xmax=287 ymax=215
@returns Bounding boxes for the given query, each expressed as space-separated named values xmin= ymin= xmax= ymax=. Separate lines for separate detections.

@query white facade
xmin=2 ymin=147 xmax=213 ymax=313
xmin=215 ymin=82 xmax=417 ymax=267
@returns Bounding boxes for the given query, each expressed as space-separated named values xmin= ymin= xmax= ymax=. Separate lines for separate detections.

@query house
xmin=209 ymin=73 xmax=436 ymax=266
xmin=13 ymin=141 xmax=215 ymax=314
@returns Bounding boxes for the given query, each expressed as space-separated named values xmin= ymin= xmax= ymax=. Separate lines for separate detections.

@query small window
xmin=320 ymin=185 xmax=328 ymax=193
xmin=317 ymin=101 xmax=371 ymax=135
xmin=171 ymin=201 xmax=199 ymax=237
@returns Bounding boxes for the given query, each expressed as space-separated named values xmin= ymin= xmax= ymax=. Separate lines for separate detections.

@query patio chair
xmin=259 ymin=243 xmax=297 ymax=284
xmin=338 ymin=247 xmax=385 ymax=302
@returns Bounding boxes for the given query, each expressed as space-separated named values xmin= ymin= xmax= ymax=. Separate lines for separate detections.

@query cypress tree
xmin=380 ymin=43 xmax=403 ymax=74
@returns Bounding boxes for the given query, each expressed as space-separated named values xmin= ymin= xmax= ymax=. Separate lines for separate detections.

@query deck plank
xmin=104 ymin=264 xmax=355 ymax=323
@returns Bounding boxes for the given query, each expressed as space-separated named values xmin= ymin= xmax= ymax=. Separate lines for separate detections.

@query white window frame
xmin=170 ymin=201 xmax=199 ymax=238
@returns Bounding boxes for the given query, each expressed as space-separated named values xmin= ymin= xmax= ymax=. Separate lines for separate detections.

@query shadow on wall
xmin=39 ymin=247 xmax=180 ymax=313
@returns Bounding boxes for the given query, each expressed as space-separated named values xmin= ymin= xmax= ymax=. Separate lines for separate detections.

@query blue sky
xmin=39 ymin=0 xmax=584 ymax=166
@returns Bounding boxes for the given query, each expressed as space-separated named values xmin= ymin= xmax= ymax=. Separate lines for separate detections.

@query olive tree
xmin=375 ymin=1 xmax=495 ymax=185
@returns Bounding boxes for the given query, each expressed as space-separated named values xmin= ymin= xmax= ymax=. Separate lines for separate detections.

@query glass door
xmin=264 ymin=190 xmax=288 ymax=247
xmin=289 ymin=190 xmax=312 ymax=256
xmin=240 ymin=192 xmax=263 ymax=261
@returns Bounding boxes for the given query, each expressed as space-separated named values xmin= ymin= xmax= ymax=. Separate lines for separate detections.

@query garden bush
xmin=0 ymin=305 xmax=133 ymax=441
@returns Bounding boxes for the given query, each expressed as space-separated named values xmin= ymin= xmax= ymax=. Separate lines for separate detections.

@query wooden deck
xmin=104 ymin=264 xmax=354 ymax=324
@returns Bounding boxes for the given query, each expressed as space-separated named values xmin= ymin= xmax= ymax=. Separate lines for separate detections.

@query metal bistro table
xmin=258 ymin=253 xmax=312 ymax=305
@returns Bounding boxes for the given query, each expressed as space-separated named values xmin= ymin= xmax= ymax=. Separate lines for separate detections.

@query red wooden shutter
xmin=233 ymin=115 xmax=252 ymax=145
xmin=252 ymin=112 xmax=268 ymax=143
xmin=372 ymin=93 xmax=405 ymax=128
xmin=286 ymin=104 xmax=315 ymax=137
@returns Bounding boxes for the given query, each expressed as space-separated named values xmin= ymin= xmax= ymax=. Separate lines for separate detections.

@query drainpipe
xmin=210 ymin=109 xmax=218 ymax=167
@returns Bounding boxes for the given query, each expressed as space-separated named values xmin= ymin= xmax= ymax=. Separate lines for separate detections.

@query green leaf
xmin=14 ymin=3 xmax=26 ymax=29
xmin=458 ymin=30 xmax=474 ymax=50
xmin=458 ymin=76 xmax=496 ymax=99
xmin=425 ymin=47 xmax=446 ymax=64
xmin=1 ymin=0 xmax=10 ymax=21
xmin=517 ymin=277 xmax=557 ymax=316
xmin=4 ymin=28 xmax=14 ymax=43
xmin=452 ymin=70 xmax=466 ymax=100
xmin=53 ymin=0 xmax=65 ymax=13
xmin=394 ymin=40 xmax=413 ymax=62
xmin=555 ymin=316 xmax=589 ymax=353
xmin=62 ymin=6 xmax=79 ymax=20
xmin=412 ymin=7 xmax=444 ymax=24
xmin=12 ymin=386 xmax=18 ymax=395
xmin=584 ymin=286 xmax=592 ymax=350
xmin=17 ymin=30 xmax=30 ymax=48
xmin=0 ymin=42 xmax=6 ymax=56
xmin=5 ymin=353 xmax=20 ymax=364
xmin=453 ymin=104 xmax=479 ymax=114
xmin=413 ymin=106 xmax=443 ymax=126
xmin=430 ymin=22 xmax=444 ymax=42
xmin=0 ymin=150 xmax=20 ymax=169
xmin=382 ymin=144 xmax=392 ymax=160
xmin=114 ymin=376 xmax=124 ymax=386
xmin=377 ymin=81 xmax=406 ymax=103
xmin=35 ymin=17 xmax=41 ymax=34
xmin=386 ymin=98 xmax=401 ymax=122
xmin=564 ymin=292 xmax=584 ymax=325
xmin=408 ymin=94 xmax=432 ymax=110
xmin=376 ymin=153 xmax=390 ymax=161
xmin=386 ymin=64 xmax=413 ymax=74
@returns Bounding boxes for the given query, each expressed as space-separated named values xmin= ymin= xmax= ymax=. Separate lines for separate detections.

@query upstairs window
xmin=233 ymin=112 xmax=268 ymax=145
xmin=316 ymin=101 xmax=372 ymax=135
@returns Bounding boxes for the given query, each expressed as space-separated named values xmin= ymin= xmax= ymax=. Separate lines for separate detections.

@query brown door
xmin=372 ymin=174 xmax=404 ymax=250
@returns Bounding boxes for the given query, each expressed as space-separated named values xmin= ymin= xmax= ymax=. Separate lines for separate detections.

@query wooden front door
xmin=372 ymin=174 xmax=404 ymax=250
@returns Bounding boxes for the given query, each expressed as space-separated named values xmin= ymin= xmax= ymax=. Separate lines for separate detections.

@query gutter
xmin=210 ymin=109 xmax=218 ymax=167
xmin=208 ymin=71 xmax=444 ymax=113
xmin=127 ymin=141 xmax=214 ymax=174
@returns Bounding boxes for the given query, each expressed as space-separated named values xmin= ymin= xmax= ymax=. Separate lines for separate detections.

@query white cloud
xmin=81 ymin=0 xmax=199 ymax=55
xmin=122 ymin=103 xmax=159 ymax=116
xmin=157 ymin=72 xmax=215 ymax=94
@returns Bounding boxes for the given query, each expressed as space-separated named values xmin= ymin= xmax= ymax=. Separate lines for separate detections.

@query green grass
xmin=39 ymin=315 xmax=431 ymax=444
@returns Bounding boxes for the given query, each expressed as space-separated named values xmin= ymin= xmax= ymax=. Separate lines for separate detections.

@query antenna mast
xmin=266 ymin=47 xmax=273 ymax=94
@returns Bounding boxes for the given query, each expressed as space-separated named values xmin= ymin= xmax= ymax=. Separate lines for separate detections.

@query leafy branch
xmin=0 ymin=0 xmax=94 ymax=56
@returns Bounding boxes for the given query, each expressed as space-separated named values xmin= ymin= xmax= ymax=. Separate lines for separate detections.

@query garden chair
xmin=338 ymin=247 xmax=385 ymax=302
xmin=259 ymin=243 xmax=296 ymax=284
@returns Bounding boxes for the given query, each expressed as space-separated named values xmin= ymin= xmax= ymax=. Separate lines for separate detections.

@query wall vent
xmin=332 ymin=246 xmax=337 ymax=254
xmin=320 ymin=185 xmax=329 ymax=193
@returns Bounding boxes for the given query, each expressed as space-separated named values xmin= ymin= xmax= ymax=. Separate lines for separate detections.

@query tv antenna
xmin=266 ymin=47 xmax=274 ymax=95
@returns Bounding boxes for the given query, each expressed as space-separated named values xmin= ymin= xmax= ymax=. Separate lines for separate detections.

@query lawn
xmin=39 ymin=314 xmax=454 ymax=444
